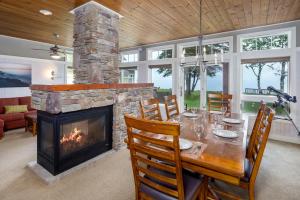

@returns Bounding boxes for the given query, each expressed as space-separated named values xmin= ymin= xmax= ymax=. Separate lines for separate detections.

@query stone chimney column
xmin=72 ymin=2 xmax=120 ymax=84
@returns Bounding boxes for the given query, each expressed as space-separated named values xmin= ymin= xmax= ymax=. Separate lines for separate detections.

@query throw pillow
xmin=4 ymin=105 xmax=28 ymax=114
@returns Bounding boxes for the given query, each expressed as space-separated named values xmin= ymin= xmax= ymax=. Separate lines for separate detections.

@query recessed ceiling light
xmin=39 ymin=9 xmax=52 ymax=16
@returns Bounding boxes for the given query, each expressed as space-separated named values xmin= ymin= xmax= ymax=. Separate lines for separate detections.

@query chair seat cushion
xmin=0 ymin=113 xmax=24 ymax=122
xmin=241 ymin=158 xmax=252 ymax=183
xmin=141 ymin=168 xmax=202 ymax=200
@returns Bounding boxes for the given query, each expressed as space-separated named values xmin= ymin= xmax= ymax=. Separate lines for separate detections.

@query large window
xmin=150 ymin=49 xmax=172 ymax=60
xmin=119 ymin=67 xmax=137 ymax=83
xmin=242 ymin=58 xmax=289 ymax=115
xmin=242 ymin=60 xmax=289 ymax=95
xmin=121 ymin=53 xmax=138 ymax=63
xmin=182 ymin=42 xmax=230 ymax=57
xmin=241 ymin=33 xmax=289 ymax=52
xmin=150 ymin=65 xmax=172 ymax=102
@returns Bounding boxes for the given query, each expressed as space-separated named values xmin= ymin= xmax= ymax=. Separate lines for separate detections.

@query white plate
xmin=209 ymin=111 xmax=222 ymax=115
xmin=179 ymin=138 xmax=193 ymax=150
xmin=183 ymin=113 xmax=198 ymax=118
xmin=222 ymin=118 xmax=242 ymax=124
xmin=213 ymin=129 xmax=238 ymax=138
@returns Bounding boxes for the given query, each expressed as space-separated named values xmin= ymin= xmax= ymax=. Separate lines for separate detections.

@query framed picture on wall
xmin=0 ymin=62 xmax=32 ymax=88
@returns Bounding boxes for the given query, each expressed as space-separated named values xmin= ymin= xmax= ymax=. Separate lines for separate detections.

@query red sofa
xmin=0 ymin=97 xmax=36 ymax=136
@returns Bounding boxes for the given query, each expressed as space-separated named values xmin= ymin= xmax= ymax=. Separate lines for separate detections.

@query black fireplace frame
xmin=37 ymin=105 xmax=113 ymax=175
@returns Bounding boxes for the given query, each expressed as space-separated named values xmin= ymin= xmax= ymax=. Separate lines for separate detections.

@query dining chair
xmin=246 ymin=102 xmax=266 ymax=159
xmin=164 ymin=95 xmax=180 ymax=120
xmin=214 ymin=105 xmax=275 ymax=200
xmin=124 ymin=115 xmax=202 ymax=200
xmin=139 ymin=98 xmax=162 ymax=121
xmin=207 ymin=93 xmax=232 ymax=113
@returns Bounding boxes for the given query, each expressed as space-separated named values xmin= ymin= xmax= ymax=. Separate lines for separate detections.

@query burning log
xmin=60 ymin=128 xmax=87 ymax=154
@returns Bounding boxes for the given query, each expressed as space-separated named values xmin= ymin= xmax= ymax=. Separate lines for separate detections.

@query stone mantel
xmin=31 ymin=83 xmax=154 ymax=92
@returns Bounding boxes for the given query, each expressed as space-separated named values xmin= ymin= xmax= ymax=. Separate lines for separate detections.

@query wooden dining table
xmin=125 ymin=111 xmax=247 ymax=200
xmin=178 ymin=112 xmax=246 ymax=199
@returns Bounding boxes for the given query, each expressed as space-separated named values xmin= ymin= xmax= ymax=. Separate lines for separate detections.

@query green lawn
xmin=185 ymin=91 xmax=200 ymax=108
xmin=156 ymin=90 xmax=285 ymax=116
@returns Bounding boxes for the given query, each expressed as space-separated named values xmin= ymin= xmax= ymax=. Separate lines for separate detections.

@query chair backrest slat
xmin=140 ymin=98 xmax=162 ymax=121
xmin=246 ymin=103 xmax=266 ymax=159
xmin=164 ymin=95 xmax=180 ymax=120
xmin=248 ymin=106 xmax=274 ymax=184
xmin=125 ymin=115 xmax=184 ymax=199
xmin=207 ymin=93 xmax=232 ymax=113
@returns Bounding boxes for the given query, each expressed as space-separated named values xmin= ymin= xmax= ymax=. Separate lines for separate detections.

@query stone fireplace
xmin=37 ymin=105 xmax=113 ymax=175
xmin=30 ymin=1 xmax=154 ymax=176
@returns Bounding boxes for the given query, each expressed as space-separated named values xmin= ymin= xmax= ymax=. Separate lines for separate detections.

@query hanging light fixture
xmin=180 ymin=0 xmax=224 ymax=71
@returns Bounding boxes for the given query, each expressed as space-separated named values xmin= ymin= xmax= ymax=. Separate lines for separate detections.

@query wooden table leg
xmin=25 ymin=120 xmax=28 ymax=132
xmin=32 ymin=122 xmax=37 ymax=136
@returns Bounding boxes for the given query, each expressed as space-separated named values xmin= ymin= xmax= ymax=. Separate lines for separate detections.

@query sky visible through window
xmin=243 ymin=62 xmax=288 ymax=93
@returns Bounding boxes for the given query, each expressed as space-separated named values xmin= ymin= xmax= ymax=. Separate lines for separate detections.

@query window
xmin=121 ymin=53 xmax=138 ymax=63
xmin=119 ymin=67 xmax=137 ymax=83
xmin=242 ymin=60 xmax=289 ymax=95
xmin=66 ymin=66 xmax=74 ymax=84
xmin=150 ymin=65 xmax=172 ymax=102
xmin=241 ymin=58 xmax=289 ymax=115
xmin=65 ymin=53 xmax=73 ymax=63
xmin=182 ymin=42 xmax=230 ymax=57
xmin=241 ymin=33 xmax=289 ymax=52
xmin=150 ymin=49 xmax=172 ymax=60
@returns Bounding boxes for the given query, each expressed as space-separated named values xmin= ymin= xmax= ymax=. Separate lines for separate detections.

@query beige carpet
xmin=0 ymin=129 xmax=300 ymax=200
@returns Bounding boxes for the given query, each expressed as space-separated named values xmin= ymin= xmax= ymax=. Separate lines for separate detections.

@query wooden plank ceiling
xmin=0 ymin=0 xmax=299 ymax=49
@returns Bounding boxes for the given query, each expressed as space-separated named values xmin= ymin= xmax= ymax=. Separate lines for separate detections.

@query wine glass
xmin=191 ymin=107 xmax=197 ymax=114
xmin=221 ymin=106 xmax=227 ymax=118
xmin=213 ymin=114 xmax=219 ymax=129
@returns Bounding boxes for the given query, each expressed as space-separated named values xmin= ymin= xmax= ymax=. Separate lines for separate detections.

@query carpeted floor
xmin=0 ymin=129 xmax=300 ymax=200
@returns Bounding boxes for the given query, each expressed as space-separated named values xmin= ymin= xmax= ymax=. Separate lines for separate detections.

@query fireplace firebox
xmin=37 ymin=105 xmax=113 ymax=175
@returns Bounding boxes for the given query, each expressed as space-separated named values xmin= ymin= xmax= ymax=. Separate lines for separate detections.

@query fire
xmin=60 ymin=127 xmax=86 ymax=147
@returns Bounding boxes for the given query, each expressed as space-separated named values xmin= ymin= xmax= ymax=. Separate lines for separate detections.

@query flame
xmin=60 ymin=127 xmax=85 ymax=145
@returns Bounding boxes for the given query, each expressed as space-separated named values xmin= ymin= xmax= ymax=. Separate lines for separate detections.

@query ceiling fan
xmin=32 ymin=33 xmax=65 ymax=60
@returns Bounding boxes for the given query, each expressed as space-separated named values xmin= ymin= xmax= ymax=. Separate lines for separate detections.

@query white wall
xmin=0 ymin=55 xmax=66 ymax=98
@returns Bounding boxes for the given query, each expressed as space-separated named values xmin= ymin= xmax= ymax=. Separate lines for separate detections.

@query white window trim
xmin=120 ymin=50 xmax=139 ymax=63
xmin=147 ymin=44 xmax=175 ymax=60
xmin=238 ymin=27 xmax=294 ymax=53
xmin=237 ymin=26 xmax=296 ymax=115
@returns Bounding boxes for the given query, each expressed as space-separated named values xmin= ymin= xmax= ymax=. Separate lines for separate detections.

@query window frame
xmin=147 ymin=45 xmax=175 ymax=61
xmin=237 ymin=27 xmax=296 ymax=115
xmin=119 ymin=66 xmax=138 ymax=83
xmin=238 ymin=28 xmax=292 ymax=53
xmin=120 ymin=50 xmax=139 ymax=63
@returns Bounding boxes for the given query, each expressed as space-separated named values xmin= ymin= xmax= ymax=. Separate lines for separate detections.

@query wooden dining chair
xmin=246 ymin=102 xmax=266 ymax=159
xmin=164 ymin=95 xmax=180 ymax=120
xmin=124 ymin=115 xmax=202 ymax=200
xmin=139 ymin=98 xmax=162 ymax=121
xmin=207 ymin=93 xmax=232 ymax=113
xmin=215 ymin=105 xmax=275 ymax=200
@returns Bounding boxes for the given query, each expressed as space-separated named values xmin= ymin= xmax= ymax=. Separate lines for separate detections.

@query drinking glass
xmin=213 ymin=114 xmax=219 ymax=129
xmin=221 ymin=106 xmax=227 ymax=118
xmin=191 ymin=107 xmax=197 ymax=114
